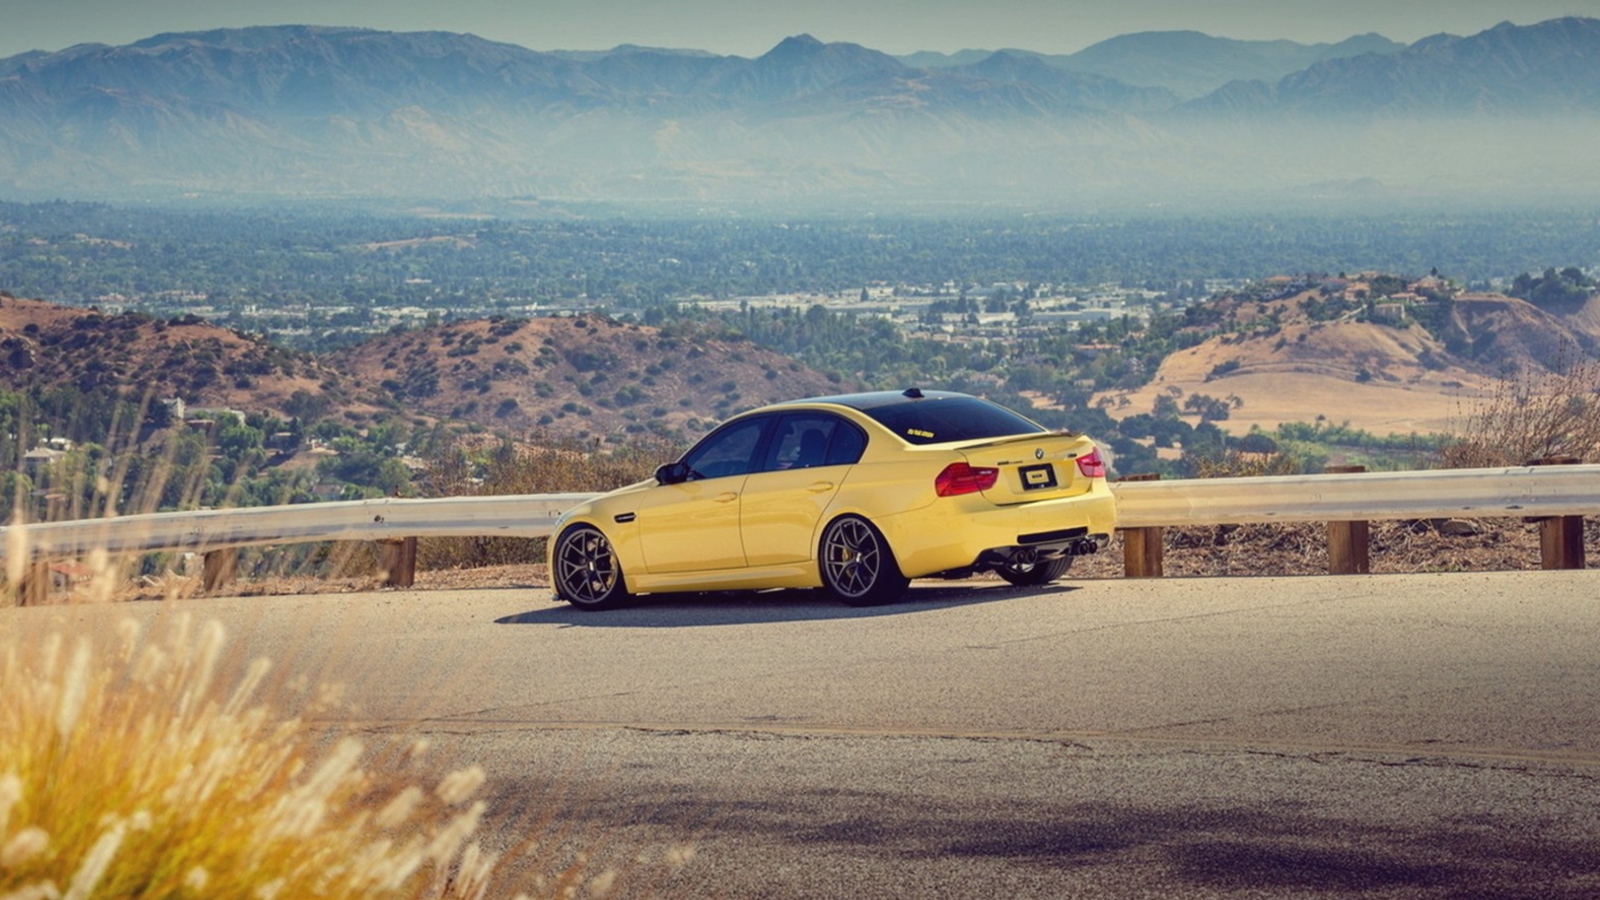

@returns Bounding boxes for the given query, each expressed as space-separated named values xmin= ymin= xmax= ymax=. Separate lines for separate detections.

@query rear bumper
xmin=975 ymin=528 xmax=1108 ymax=570
xmin=871 ymin=481 xmax=1118 ymax=578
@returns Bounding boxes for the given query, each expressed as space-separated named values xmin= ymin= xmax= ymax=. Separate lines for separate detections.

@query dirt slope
xmin=1103 ymin=317 xmax=1495 ymax=434
xmin=1448 ymin=293 xmax=1600 ymax=371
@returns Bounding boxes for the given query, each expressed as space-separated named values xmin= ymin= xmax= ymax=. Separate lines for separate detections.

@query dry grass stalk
xmin=1440 ymin=359 xmax=1600 ymax=467
xmin=0 ymin=613 xmax=509 ymax=899
xmin=1189 ymin=451 xmax=1304 ymax=479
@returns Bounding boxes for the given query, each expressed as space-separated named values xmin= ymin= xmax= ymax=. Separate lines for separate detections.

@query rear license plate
xmin=1019 ymin=464 xmax=1058 ymax=491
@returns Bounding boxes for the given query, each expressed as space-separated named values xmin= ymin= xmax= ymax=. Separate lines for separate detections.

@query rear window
xmin=862 ymin=397 xmax=1046 ymax=445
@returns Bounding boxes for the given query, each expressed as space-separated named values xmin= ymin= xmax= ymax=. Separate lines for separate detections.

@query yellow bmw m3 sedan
xmin=549 ymin=389 xmax=1117 ymax=609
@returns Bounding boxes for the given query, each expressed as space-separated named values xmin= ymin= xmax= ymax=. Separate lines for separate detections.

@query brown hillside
xmin=334 ymin=314 xmax=853 ymax=441
xmin=0 ymin=292 xmax=353 ymax=418
xmin=1 ymin=293 xmax=855 ymax=442
xmin=1447 ymin=293 xmax=1600 ymax=372
xmin=1105 ymin=323 xmax=1498 ymax=435
xmin=1097 ymin=288 xmax=1506 ymax=435
xmin=1568 ymin=294 xmax=1600 ymax=333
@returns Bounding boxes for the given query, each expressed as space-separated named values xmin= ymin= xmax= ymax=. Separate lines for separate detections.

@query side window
xmin=824 ymin=420 xmax=867 ymax=466
xmin=682 ymin=418 xmax=768 ymax=481
xmin=762 ymin=415 xmax=839 ymax=472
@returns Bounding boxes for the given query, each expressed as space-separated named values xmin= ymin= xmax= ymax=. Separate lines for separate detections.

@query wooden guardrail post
xmin=1325 ymin=465 xmax=1371 ymax=574
xmin=379 ymin=537 xmax=418 ymax=588
xmin=1528 ymin=457 xmax=1585 ymax=570
xmin=201 ymin=549 xmax=238 ymax=592
xmin=1117 ymin=473 xmax=1164 ymax=578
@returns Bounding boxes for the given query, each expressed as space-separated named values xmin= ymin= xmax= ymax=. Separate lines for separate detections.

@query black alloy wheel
xmin=553 ymin=525 xmax=632 ymax=610
xmin=819 ymin=515 xmax=910 ymax=606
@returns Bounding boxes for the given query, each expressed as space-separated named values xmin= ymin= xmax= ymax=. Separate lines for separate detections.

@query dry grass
xmin=1188 ymin=451 xmax=1304 ymax=479
xmin=1069 ymin=518 xmax=1598 ymax=578
xmin=1440 ymin=359 xmax=1600 ymax=467
xmin=0 ymin=612 xmax=694 ymax=899
xmin=1 ymin=613 xmax=492 ymax=899
xmin=419 ymin=438 xmax=674 ymax=572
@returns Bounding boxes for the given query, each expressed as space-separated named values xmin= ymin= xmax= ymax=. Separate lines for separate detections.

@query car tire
xmin=552 ymin=524 xmax=632 ymax=611
xmin=995 ymin=555 xmax=1072 ymax=587
xmin=819 ymin=515 xmax=910 ymax=606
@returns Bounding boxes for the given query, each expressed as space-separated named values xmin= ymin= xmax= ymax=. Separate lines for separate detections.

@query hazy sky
xmin=1 ymin=0 xmax=1595 ymax=59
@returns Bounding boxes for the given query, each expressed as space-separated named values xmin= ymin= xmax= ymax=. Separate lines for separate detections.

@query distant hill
xmin=8 ymin=278 xmax=1600 ymax=445
xmin=542 ymin=45 xmax=718 ymax=63
xmin=1097 ymin=282 xmax=1600 ymax=435
xmin=1 ymin=291 xmax=856 ymax=441
xmin=0 ymin=292 xmax=350 ymax=417
xmin=1185 ymin=17 xmax=1600 ymax=115
xmin=1448 ymin=293 xmax=1600 ymax=368
xmin=721 ymin=34 xmax=904 ymax=102
xmin=331 ymin=313 xmax=854 ymax=440
xmin=0 ymin=19 xmax=1597 ymax=206
xmin=952 ymin=51 xmax=1179 ymax=113
xmin=948 ymin=31 xmax=1405 ymax=100
xmin=893 ymin=49 xmax=996 ymax=70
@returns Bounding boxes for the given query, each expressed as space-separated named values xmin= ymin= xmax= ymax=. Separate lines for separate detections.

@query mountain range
xmin=0 ymin=18 xmax=1597 ymax=209
xmin=898 ymin=30 xmax=1405 ymax=99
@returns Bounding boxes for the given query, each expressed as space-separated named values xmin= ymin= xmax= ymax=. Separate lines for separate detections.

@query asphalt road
xmin=11 ymin=571 xmax=1600 ymax=898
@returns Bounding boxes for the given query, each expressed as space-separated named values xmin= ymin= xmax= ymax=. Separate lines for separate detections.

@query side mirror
xmin=655 ymin=461 xmax=690 ymax=485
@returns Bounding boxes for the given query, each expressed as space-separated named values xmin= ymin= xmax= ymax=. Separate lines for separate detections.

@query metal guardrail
xmin=1110 ymin=464 xmax=1600 ymax=528
xmin=1 ymin=493 xmax=597 ymax=559
xmin=3 ymin=466 xmax=1599 ymax=561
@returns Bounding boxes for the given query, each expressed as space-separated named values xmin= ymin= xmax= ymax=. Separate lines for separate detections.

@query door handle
xmin=714 ymin=492 xmax=739 ymax=503
xmin=808 ymin=482 xmax=836 ymax=493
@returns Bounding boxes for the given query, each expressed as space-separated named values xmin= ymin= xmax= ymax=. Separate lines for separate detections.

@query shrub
xmin=1205 ymin=359 xmax=1241 ymax=381
xmin=1440 ymin=360 xmax=1600 ymax=467
xmin=418 ymin=436 xmax=676 ymax=570
xmin=1189 ymin=450 xmax=1304 ymax=478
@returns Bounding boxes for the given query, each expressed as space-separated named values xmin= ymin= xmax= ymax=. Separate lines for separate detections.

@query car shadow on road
xmin=495 ymin=581 xmax=1079 ymax=628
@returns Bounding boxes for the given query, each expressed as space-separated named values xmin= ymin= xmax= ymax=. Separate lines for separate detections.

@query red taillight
xmin=1075 ymin=448 xmax=1107 ymax=479
xmin=935 ymin=462 xmax=999 ymax=497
